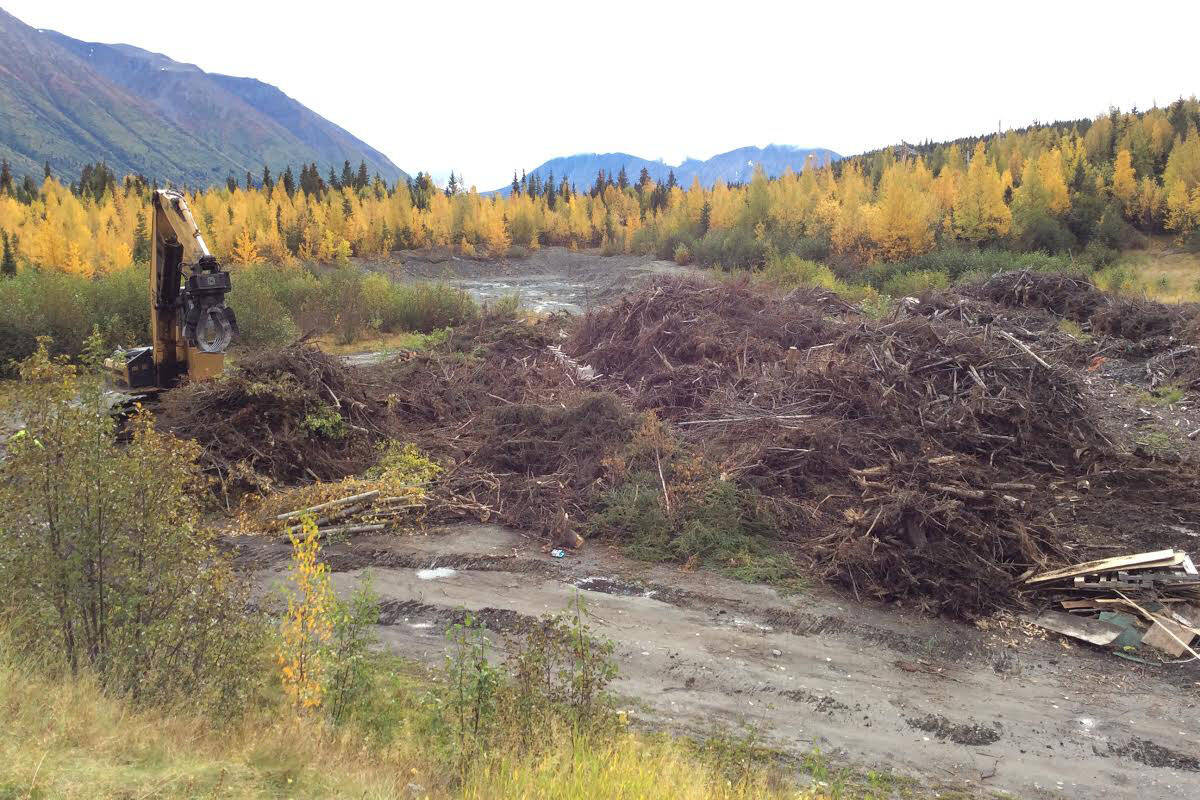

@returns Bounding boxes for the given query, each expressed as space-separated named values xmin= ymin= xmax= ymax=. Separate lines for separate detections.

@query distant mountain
xmin=495 ymin=145 xmax=840 ymax=194
xmin=0 ymin=8 xmax=406 ymax=186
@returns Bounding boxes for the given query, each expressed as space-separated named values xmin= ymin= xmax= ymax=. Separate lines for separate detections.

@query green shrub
xmin=694 ymin=227 xmax=766 ymax=269
xmin=673 ymin=243 xmax=693 ymax=265
xmin=589 ymin=472 xmax=801 ymax=588
xmin=91 ymin=265 xmax=150 ymax=348
xmin=881 ymin=269 xmax=950 ymax=297
xmin=0 ymin=321 xmax=36 ymax=377
xmin=760 ymin=253 xmax=841 ymax=290
xmin=227 ymin=265 xmax=301 ymax=348
xmin=301 ymin=404 xmax=347 ymax=439
xmin=0 ymin=342 xmax=261 ymax=708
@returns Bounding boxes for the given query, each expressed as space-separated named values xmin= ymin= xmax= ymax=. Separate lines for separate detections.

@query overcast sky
xmin=7 ymin=0 xmax=1199 ymax=189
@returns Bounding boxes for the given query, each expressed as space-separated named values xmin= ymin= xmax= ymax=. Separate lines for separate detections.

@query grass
xmin=1100 ymin=240 xmax=1200 ymax=303
xmin=0 ymin=650 xmax=837 ymax=800
xmin=1143 ymin=382 xmax=1187 ymax=407
xmin=311 ymin=328 xmax=448 ymax=356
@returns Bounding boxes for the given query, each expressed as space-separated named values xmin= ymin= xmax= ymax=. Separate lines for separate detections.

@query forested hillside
xmin=1 ymin=100 xmax=1198 ymax=281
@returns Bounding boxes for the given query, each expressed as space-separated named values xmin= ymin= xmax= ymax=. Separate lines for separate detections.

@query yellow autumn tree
xmin=231 ymin=228 xmax=259 ymax=264
xmin=953 ymin=142 xmax=1011 ymax=241
xmin=1164 ymin=180 xmax=1199 ymax=238
xmin=277 ymin=516 xmax=334 ymax=710
xmin=869 ymin=161 xmax=937 ymax=260
xmin=1111 ymin=149 xmax=1137 ymax=213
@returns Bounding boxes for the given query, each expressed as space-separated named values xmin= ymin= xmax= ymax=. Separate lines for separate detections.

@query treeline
xmin=1 ymin=99 xmax=1199 ymax=278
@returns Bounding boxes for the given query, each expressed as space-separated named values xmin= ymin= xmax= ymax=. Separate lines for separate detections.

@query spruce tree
xmin=356 ymin=161 xmax=368 ymax=189
xmin=699 ymin=201 xmax=711 ymax=236
xmin=511 ymin=170 xmax=520 ymax=196
xmin=545 ymin=171 xmax=557 ymax=210
xmin=0 ymin=160 xmax=11 ymax=194
xmin=0 ymin=230 xmax=13 ymax=277
xmin=132 ymin=212 xmax=151 ymax=263
xmin=341 ymin=160 xmax=354 ymax=189
xmin=43 ymin=161 xmax=51 ymax=180
xmin=617 ymin=166 xmax=628 ymax=190
xmin=262 ymin=165 xmax=273 ymax=191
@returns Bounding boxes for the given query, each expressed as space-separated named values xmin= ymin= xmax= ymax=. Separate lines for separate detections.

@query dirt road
xmin=243 ymin=524 xmax=1200 ymax=799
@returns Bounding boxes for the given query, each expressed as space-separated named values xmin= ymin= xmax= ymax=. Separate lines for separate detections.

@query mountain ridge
xmin=0 ymin=8 xmax=407 ymax=186
xmin=494 ymin=145 xmax=840 ymax=194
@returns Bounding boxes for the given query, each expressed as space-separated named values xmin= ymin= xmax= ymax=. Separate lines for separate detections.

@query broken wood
xmin=995 ymin=329 xmax=1053 ymax=369
xmin=1022 ymin=610 xmax=1124 ymax=646
xmin=1025 ymin=549 xmax=1181 ymax=585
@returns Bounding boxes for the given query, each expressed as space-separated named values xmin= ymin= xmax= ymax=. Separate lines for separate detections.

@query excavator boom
xmin=112 ymin=190 xmax=237 ymax=391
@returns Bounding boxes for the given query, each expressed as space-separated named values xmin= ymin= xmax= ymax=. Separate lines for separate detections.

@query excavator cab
xmin=109 ymin=190 xmax=237 ymax=392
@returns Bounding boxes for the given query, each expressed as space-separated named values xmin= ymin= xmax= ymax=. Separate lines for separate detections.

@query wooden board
xmin=1026 ymin=550 xmax=1181 ymax=585
xmin=1142 ymin=616 xmax=1196 ymax=657
xmin=1061 ymin=599 xmax=1102 ymax=610
xmin=1022 ymin=610 xmax=1125 ymax=646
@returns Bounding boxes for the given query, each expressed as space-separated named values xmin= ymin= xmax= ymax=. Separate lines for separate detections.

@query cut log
xmin=275 ymin=490 xmax=380 ymax=521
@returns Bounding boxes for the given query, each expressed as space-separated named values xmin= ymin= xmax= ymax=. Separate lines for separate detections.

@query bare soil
xmin=239 ymin=523 xmax=1200 ymax=800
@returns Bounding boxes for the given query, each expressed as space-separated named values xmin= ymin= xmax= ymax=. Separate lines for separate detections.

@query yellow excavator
xmin=109 ymin=189 xmax=238 ymax=391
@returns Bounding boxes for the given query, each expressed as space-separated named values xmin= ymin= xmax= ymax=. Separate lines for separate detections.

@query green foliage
xmin=590 ymin=473 xmax=802 ymax=589
xmin=434 ymin=614 xmax=504 ymax=776
xmin=673 ymin=242 xmax=693 ymax=265
xmin=859 ymin=246 xmax=1084 ymax=291
xmin=694 ymin=227 xmax=767 ymax=269
xmin=502 ymin=594 xmax=619 ymax=744
xmin=323 ymin=574 xmax=381 ymax=726
xmin=760 ymin=252 xmax=842 ymax=290
xmin=881 ymin=269 xmax=949 ymax=298
xmin=0 ymin=341 xmax=261 ymax=708
xmin=367 ymin=440 xmax=444 ymax=484
xmin=300 ymin=404 xmax=347 ymax=439
xmin=1144 ymin=382 xmax=1186 ymax=406
xmin=230 ymin=264 xmax=477 ymax=349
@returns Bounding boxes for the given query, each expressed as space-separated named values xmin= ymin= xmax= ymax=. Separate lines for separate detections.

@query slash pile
xmin=567 ymin=277 xmax=1116 ymax=616
xmin=158 ymin=273 xmax=1200 ymax=619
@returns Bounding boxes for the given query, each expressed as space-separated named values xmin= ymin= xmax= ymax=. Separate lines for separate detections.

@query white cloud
xmin=6 ymin=0 xmax=1198 ymax=189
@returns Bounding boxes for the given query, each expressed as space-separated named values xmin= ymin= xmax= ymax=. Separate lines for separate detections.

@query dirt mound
xmin=157 ymin=344 xmax=387 ymax=489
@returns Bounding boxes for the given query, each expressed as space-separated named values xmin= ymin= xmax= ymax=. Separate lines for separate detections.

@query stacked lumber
xmin=274 ymin=489 xmax=425 ymax=538
xmin=1022 ymin=549 xmax=1200 ymax=659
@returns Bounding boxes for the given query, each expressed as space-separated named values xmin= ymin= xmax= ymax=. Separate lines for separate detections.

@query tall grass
xmin=0 ymin=646 xmax=814 ymax=800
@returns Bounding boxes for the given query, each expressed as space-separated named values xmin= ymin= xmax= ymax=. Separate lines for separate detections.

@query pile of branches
xmin=157 ymin=344 xmax=389 ymax=490
xmin=567 ymin=277 xmax=1113 ymax=617
xmin=970 ymin=269 xmax=1197 ymax=348
xmin=570 ymin=277 xmax=838 ymax=415
xmin=970 ymin=270 xmax=1110 ymax=323
xmin=365 ymin=315 xmax=635 ymax=542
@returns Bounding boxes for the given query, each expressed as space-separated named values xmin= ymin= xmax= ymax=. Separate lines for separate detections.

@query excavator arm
xmin=114 ymin=189 xmax=237 ymax=391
